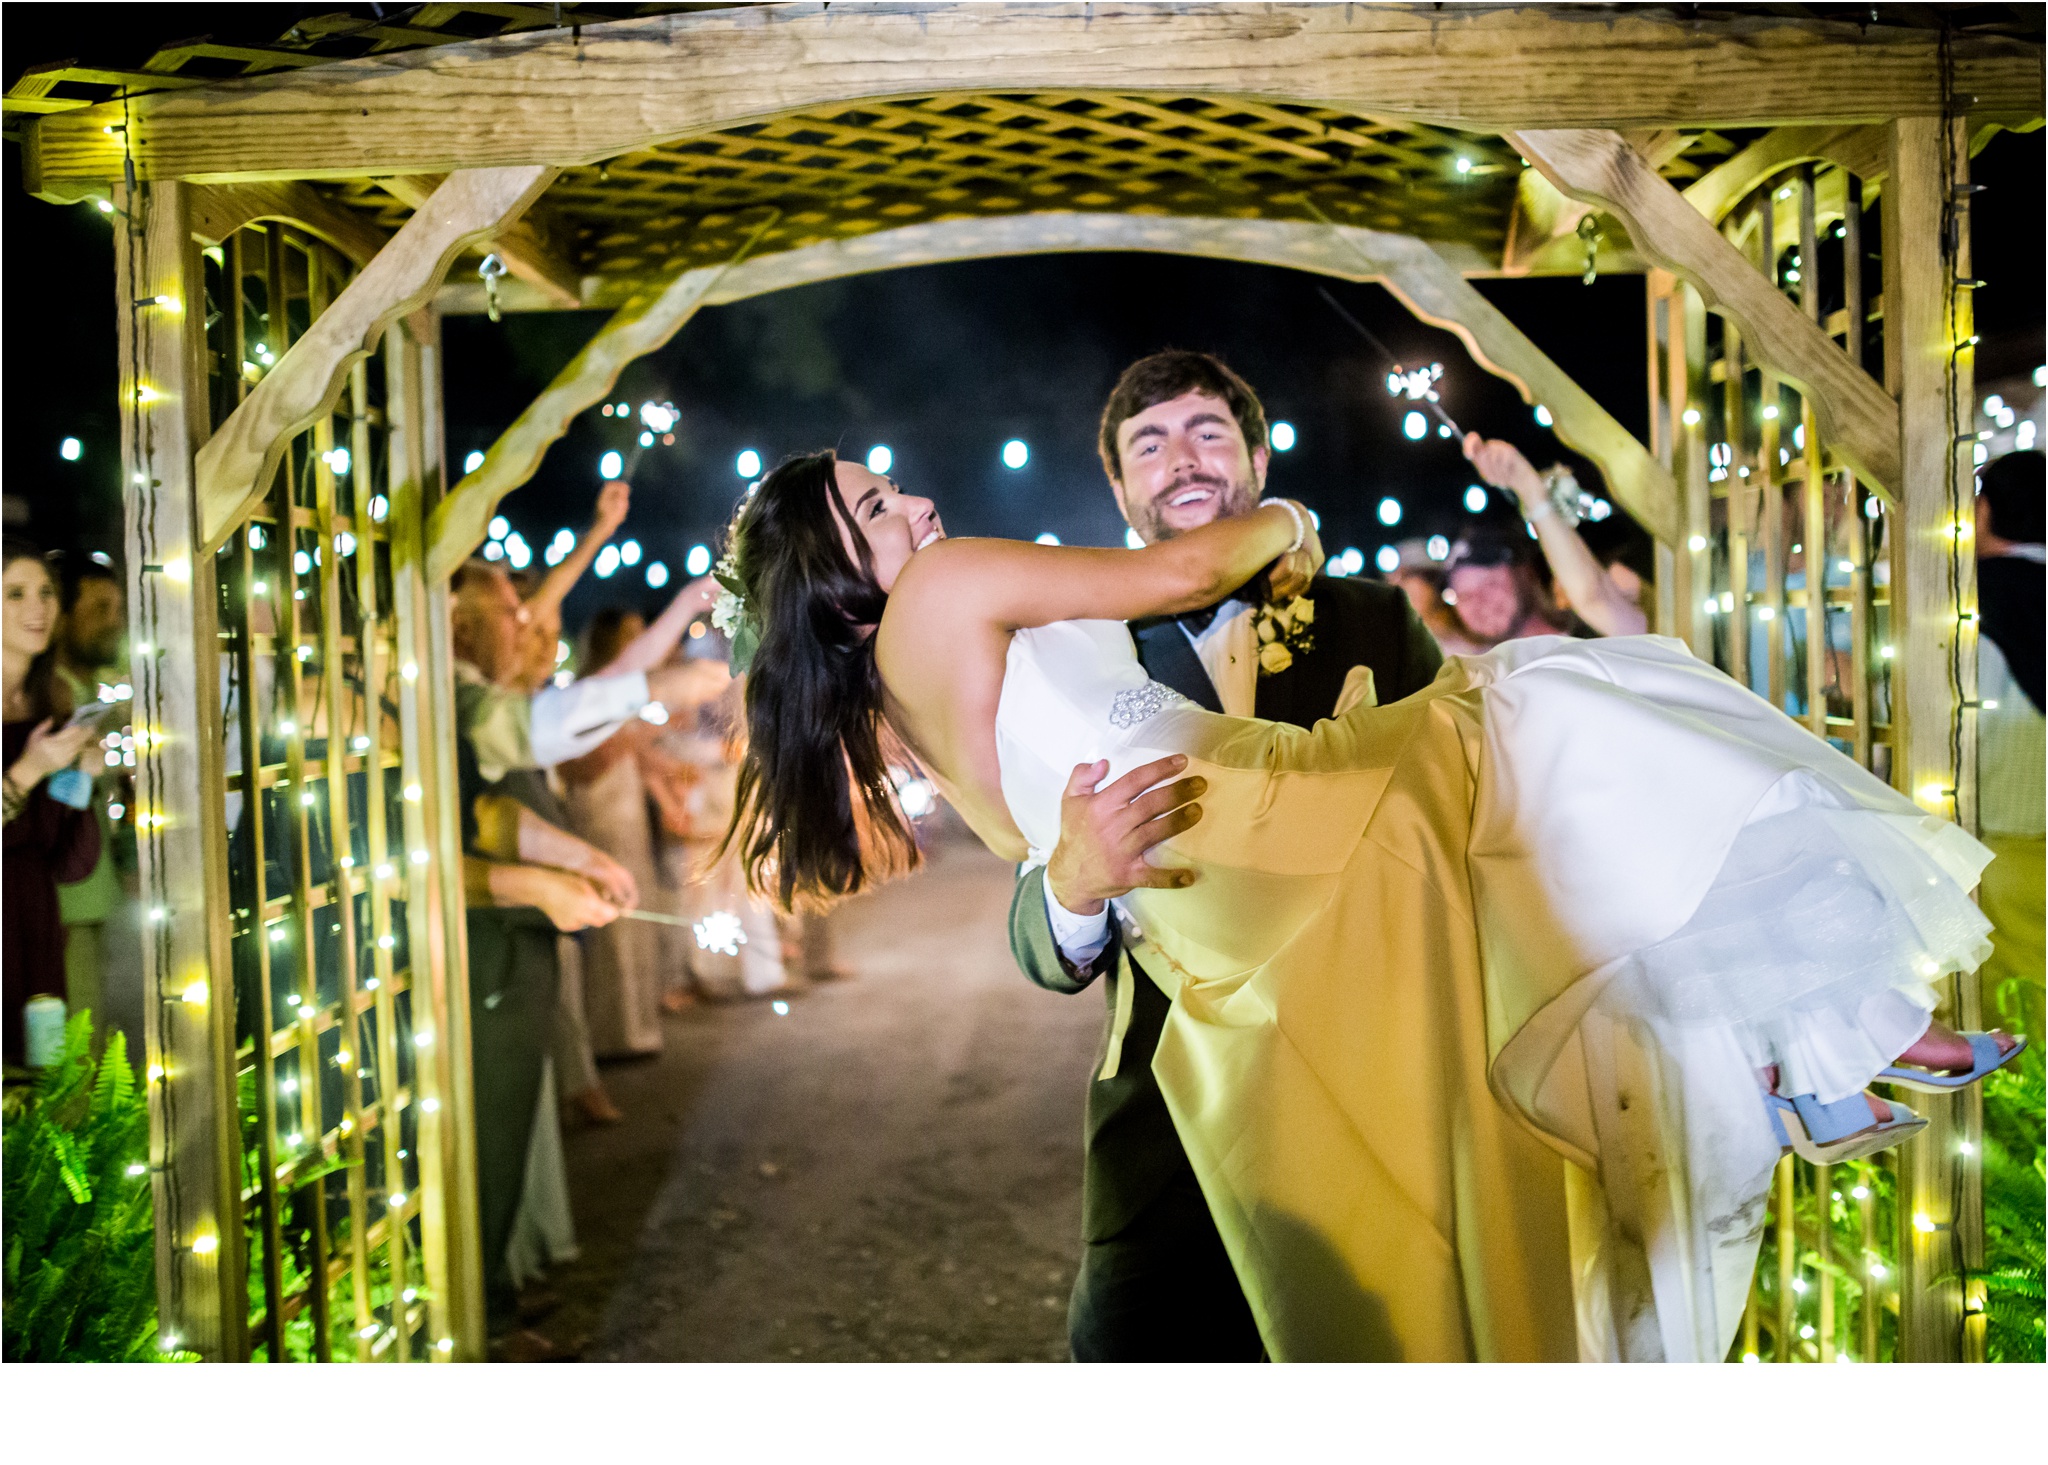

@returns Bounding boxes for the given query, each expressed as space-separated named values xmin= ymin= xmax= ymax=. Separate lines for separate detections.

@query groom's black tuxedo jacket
xmin=1008 ymin=574 xmax=1443 ymax=1246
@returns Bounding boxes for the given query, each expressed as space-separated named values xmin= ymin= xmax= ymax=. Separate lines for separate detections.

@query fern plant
xmin=1978 ymin=1059 xmax=2046 ymax=1362
xmin=2 ymin=1012 xmax=191 ymax=1361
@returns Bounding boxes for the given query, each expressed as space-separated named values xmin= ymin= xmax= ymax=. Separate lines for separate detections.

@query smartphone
xmin=63 ymin=700 xmax=122 ymax=733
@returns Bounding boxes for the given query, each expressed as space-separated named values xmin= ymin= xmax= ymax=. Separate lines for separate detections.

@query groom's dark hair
xmin=1098 ymin=350 xmax=1269 ymax=483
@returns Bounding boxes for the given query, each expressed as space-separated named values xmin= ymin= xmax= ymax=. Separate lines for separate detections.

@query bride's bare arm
xmin=890 ymin=501 xmax=1318 ymax=633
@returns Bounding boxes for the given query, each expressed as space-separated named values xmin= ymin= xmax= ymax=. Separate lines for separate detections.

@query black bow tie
xmin=1130 ymin=595 xmax=1246 ymax=640
xmin=1175 ymin=595 xmax=1247 ymax=637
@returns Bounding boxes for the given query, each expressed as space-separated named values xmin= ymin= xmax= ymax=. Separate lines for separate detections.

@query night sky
xmin=443 ymin=257 xmax=1655 ymax=630
xmin=6 ymin=8 xmax=2043 ymax=639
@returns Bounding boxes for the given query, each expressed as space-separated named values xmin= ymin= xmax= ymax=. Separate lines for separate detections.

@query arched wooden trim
xmin=425 ymin=209 xmax=1677 ymax=576
xmin=22 ymin=5 xmax=2043 ymax=188
xmin=423 ymin=211 xmax=777 ymax=582
xmin=1511 ymin=128 xmax=1902 ymax=499
xmin=189 ymin=180 xmax=390 ymax=266
xmin=193 ymin=166 xmax=556 ymax=551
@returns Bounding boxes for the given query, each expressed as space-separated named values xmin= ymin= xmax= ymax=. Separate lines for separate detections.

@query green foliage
xmin=1977 ymin=1059 xmax=2045 ymax=1362
xmin=2 ymin=1013 xmax=190 ymax=1362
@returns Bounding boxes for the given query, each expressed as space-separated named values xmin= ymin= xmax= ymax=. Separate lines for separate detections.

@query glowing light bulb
xmin=1377 ymin=497 xmax=1402 ymax=526
xmin=1688 ymin=535 xmax=1708 ymax=552
xmin=599 ymin=450 xmax=623 ymax=480
xmin=190 ymin=1233 xmax=218 ymax=1256
xmin=866 ymin=444 xmax=893 ymax=475
xmin=1002 ymin=438 xmax=1031 ymax=468
xmin=1464 ymin=486 xmax=1488 ymax=513
xmin=736 ymin=449 xmax=763 ymax=478
xmin=1268 ymin=422 xmax=1295 ymax=452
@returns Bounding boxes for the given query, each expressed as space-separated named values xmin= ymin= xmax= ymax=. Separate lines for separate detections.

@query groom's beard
xmin=1132 ymin=471 xmax=1260 ymax=544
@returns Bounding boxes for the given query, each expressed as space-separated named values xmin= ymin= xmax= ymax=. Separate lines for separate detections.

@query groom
xmin=1011 ymin=351 xmax=1444 ymax=1360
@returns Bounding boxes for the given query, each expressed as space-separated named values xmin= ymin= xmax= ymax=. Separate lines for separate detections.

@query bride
xmin=713 ymin=448 xmax=2022 ymax=1362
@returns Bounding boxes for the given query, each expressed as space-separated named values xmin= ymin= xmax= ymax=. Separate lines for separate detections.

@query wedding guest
xmin=560 ymin=609 xmax=669 ymax=1057
xmin=1463 ymin=433 xmax=1650 ymax=638
xmin=3 ymin=543 xmax=101 ymax=1064
xmin=451 ymin=553 xmax=642 ymax=1360
xmin=1381 ymin=538 xmax=1466 ymax=652
xmin=1974 ymin=449 xmax=2045 ymax=1043
xmin=1437 ymin=525 xmax=1573 ymax=653
xmin=560 ymin=605 xmax=731 ymax=1047
xmin=500 ymin=577 xmax=621 ymax=1125
xmin=663 ymin=660 xmax=791 ymax=1001
xmin=54 ymin=559 xmax=131 ymax=1051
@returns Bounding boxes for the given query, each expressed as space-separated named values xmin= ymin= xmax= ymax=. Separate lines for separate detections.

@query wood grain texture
xmin=1881 ymin=116 xmax=1977 ymax=1364
xmin=424 ymin=211 xmax=780 ymax=579
xmin=380 ymin=316 xmax=487 ymax=1358
xmin=194 ymin=165 xmax=554 ymax=551
xmin=381 ymin=173 xmax=580 ymax=308
xmin=115 ymin=179 xmax=248 ymax=1360
xmin=1503 ymin=129 xmax=1691 ymax=275
xmin=1512 ymin=127 xmax=1901 ymax=499
xmin=189 ymin=178 xmax=388 ymax=265
xmin=424 ymin=209 xmax=1675 ymax=573
xmin=26 ymin=4 xmax=2044 ymax=185
xmin=1681 ymin=125 xmax=1882 ymax=225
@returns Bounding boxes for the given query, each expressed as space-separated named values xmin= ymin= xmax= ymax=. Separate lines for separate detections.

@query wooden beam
xmin=1882 ymin=116 xmax=1978 ymax=1364
xmin=1368 ymin=237 xmax=1680 ymax=545
xmin=1510 ymin=127 xmax=1901 ymax=498
xmin=425 ymin=265 xmax=722 ymax=580
xmin=427 ymin=209 xmax=1677 ymax=576
xmin=188 ymin=179 xmax=388 ymax=266
xmin=115 ymin=178 xmax=248 ymax=1360
xmin=1682 ymin=125 xmax=1884 ymax=226
xmin=22 ymin=5 xmax=2044 ymax=186
xmin=1502 ymin=129 xmax=1691 ymax=275
xmin=193 ymin=166 xmax=555 ymax=551
xmin=380 ymin=174 xmax=580 ymax=308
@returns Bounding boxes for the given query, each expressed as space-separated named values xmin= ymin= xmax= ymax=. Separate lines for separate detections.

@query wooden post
xmin=1754 ymin=189 xmax=1788 ymax=711
xmin=115 ymin=177 xmax=248 ymax=1360
xmin=1680 ymin=284 xmax=1714 ymax=663
xmin=1774 ymin=1154 xmax=1796 ymax=1359
xmin=1645 ymin=269 xmax=1687 ymax=637
xmin=1799 ymin=166 xmax=1832 ymax=741
xmin=1882 ymin=113 xmax=1977 ymax=1365
xmin=383 ymin=311 xmax=486 ymax=1359
xmin=1723 ymin=309 xmax=1753 ymax=691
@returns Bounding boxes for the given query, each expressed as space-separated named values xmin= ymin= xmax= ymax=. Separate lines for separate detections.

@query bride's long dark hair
xmin=716 ymin=450 xmax=919 ymax=909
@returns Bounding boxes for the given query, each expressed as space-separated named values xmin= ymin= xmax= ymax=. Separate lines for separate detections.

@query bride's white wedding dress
xmin=993 ymin=620 xmax=1991 ymax=1361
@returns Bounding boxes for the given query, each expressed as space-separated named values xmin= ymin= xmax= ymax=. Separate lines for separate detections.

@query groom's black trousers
xmin=1069 ymin=1172 xmax=1265 ymax=1362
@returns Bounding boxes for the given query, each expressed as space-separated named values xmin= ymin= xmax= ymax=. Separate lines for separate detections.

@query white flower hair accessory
xmin=711 ymin=550 xmax=759 ymax=674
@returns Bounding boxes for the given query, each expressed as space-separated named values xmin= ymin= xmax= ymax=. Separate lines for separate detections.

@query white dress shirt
xmin=455 ymin=659 xmax=652 ymax=781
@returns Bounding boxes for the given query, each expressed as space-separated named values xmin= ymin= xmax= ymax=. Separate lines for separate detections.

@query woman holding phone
xmin=4 ymin=542 xmax=102 ymax=1065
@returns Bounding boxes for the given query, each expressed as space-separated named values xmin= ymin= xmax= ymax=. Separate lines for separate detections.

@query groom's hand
xmin=1045 ymin=755 xmax=1205 ymax=916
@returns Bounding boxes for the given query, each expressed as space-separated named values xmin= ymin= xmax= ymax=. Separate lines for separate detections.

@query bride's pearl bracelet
xmin=1259 ymin=498 xmax=1307 ymax=554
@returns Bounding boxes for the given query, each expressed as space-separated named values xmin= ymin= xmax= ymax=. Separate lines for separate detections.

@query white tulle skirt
xmin=1600 ymin=774 xmax=1993 ymax=1103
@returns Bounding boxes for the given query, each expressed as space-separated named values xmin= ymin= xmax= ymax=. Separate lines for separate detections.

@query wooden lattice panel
xmin=548 ymin=94 xmax=1526 ymax=282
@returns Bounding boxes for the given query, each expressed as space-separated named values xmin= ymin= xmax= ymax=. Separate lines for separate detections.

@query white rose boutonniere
xmin=1252 ymin=595 xmax=1314 ymax=679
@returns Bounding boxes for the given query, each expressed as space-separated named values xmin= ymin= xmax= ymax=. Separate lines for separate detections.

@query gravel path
xmin=546 ymin=820 xmax=1103 ymax=1361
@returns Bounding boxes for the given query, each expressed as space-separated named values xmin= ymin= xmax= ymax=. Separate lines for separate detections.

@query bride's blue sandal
xmin=1878 ymin=1032 xmax=2028 ymax=1095
xmin=1765 ymin=1090 xmax=1926 ymax=1165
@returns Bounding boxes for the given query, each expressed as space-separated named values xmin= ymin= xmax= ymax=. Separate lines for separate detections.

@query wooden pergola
xmin=14 ymin=2 xmax=2040 ymax=1362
